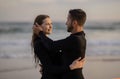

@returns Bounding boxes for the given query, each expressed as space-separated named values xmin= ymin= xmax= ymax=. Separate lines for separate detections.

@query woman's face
xmin=41 ymin=17 xmax=53 ymax=35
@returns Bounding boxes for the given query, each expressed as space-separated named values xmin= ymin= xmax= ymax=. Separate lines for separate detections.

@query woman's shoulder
xmin=34 ymin=38 xmax=42 ymax=45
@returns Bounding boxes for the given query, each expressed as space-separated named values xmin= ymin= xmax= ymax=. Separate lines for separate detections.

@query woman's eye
xmin=45 ymin=24 xmax=49 ymax=25
xmin=47 ymin=23 xmax=50 ymax=25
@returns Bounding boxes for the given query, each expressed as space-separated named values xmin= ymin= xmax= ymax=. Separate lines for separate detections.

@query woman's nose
xmin=49 ymin=25 xmax=52 ymax=28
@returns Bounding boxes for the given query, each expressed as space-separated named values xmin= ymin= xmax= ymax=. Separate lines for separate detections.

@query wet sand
xmin=0 ymin=56 xmax=120 ymax=79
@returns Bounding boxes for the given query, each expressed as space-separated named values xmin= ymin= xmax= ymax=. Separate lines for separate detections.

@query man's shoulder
xmin=70 ymin=34 xmax=83 ymax=38
xmin=70 ymin=34 xmax=86 ymax=43
xmin=65 ymin=35 xmax=81 ymax=42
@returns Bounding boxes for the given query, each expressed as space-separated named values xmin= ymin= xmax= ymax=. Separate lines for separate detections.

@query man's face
xmin=41 ymin=17 xmax=52 ymax=35
xmin=66 ymin=14 xmax=73 ymax=32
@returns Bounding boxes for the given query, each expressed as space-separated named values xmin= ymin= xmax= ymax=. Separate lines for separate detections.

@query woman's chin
xmin=47 ymin=32 xmax=52 ymax=35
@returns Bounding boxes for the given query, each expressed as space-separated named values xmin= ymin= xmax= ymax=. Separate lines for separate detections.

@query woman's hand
xmin=32 ymin=23 xmax=43 ymax=35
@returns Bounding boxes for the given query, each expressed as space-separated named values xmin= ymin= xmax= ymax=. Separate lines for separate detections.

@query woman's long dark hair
xmin=31 ymin=15 xmax=50 ymax=66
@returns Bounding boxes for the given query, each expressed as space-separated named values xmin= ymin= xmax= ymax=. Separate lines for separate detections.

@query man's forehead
xmin=67 ymin=13 xmax=72 ymax=19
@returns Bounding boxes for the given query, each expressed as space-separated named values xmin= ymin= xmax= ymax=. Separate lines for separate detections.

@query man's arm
xmin=45 ymin=58 xmax=85 ymax=74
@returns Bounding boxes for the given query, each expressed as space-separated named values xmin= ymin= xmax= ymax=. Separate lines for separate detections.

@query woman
xmin=31 ymin=15 xmax=84 ymax=79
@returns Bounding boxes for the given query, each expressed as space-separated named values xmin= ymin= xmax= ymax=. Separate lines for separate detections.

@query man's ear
xmin=72 ymin=20 xmax=77 ymax=27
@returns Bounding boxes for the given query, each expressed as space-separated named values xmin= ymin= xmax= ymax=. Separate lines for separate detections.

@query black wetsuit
xmin=37 ymin=31 xmax=86 ymax=79
xmin=34 ymin=36 xmax=70 ymax=79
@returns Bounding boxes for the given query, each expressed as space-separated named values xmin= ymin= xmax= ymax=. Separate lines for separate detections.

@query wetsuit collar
xmin=71 ymin=31 xmax=85 ymax=36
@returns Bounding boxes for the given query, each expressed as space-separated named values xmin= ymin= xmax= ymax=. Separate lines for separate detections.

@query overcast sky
xmin=0 ymin=0 xmax=120 ymax=22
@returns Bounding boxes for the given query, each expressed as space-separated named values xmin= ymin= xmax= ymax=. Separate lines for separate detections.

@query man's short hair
xmin=69 ymin=9 xmax=86 ymax=26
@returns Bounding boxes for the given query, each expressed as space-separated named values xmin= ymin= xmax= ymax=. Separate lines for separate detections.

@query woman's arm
xmin=38 ymin=31 xmax=64 ymax=54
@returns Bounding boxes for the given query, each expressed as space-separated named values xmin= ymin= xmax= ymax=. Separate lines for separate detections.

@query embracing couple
xmin=31 ymin=8 xmax=87 ymax=79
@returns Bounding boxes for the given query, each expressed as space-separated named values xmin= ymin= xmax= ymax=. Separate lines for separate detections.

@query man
xmin=33 ymin=9 xmax=86 ymax=79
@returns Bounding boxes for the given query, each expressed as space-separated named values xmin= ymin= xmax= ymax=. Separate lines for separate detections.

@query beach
xmin=0 ymin=58 xmax=40 ymax=79
xmin=83 ymin=56 xmax=120 ymax=79
xmin=0 ymin=22 xmax=120 ymax=79
xmin=0 ymin=56 xmax=120 ymax=79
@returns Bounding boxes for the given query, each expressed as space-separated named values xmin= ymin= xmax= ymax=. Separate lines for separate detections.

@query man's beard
xmin=67 ymin=24 xmax=73 ymax=32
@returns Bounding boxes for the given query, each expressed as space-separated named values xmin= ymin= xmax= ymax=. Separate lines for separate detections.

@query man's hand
xmin=69 ymin=57 xmax=85 ymax=70
xmin=32 ymin=23 xmax=43 ymax=35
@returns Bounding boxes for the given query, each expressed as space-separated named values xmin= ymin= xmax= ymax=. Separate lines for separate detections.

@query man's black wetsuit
xmin=37 ymin=31 xmax=86 ymax=79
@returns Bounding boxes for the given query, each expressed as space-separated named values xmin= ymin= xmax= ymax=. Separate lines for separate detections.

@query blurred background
xmin=0 ymin=0 xmax=120 ymax=79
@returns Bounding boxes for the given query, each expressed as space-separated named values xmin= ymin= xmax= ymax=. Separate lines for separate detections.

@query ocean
xmin=0 ymin=21 xmax=120 ymax=58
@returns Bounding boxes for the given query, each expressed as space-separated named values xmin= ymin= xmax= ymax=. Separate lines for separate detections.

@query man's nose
xmin=65 ymin=21 xmax=67 ymax=25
